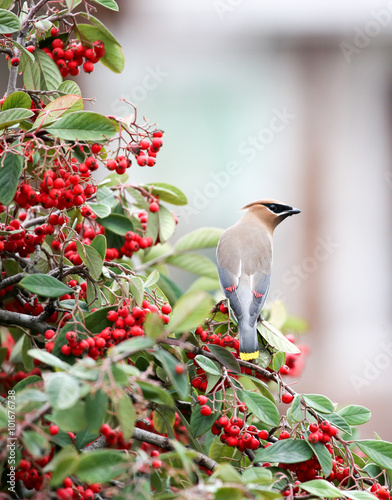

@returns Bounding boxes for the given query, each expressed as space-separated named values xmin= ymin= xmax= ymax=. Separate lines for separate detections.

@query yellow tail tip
xmin=240 ymin=351 xmax=259 ymax=361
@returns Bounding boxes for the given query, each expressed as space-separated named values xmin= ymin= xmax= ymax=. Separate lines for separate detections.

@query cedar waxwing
xmin=216 ymin=200 xmax=300 ymax=361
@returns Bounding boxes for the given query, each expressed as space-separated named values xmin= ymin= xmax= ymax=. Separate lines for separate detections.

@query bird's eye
xmin=269 ymin=204 xmax=276 ymax=212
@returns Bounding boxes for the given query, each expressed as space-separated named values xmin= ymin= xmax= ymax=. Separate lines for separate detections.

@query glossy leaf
xmin=27 ymin=349 xmax=70 ymax=371
xmin=338 ymin=405 xmax=371 ymax=426
xmin=0 ymin=8 xmax=20 ymax=33
xmin=33 ymin=94 xmax=83 ymax=128
xmin=166 ymin=253 xmax=218 ymax=279
xmin=20 ymin=274 xmax=72 ymax=298
xmin=207 ymin=344 xmax=240 ymax=373
xmin=300 ymin=479 xmax=342 ymax=498
xmin=302 ymin=394 xmax=334 ymax=413
xmin=155 ymin=348 xmax=189 ymax=399
xmin=46 ymin=446 xmax=79 ymax=486
xmin=146 ymin=182 xmax=187 ymax=206
xmin=241 ymin=390 xmax=280 ymax=427
xmin=46 ymin=111 xmax=117 ymax=141
xmin=195 ymin=354 xmax=221 ymax=376
xmin=91 ymin=0 xmax=118 ymax=10
xmin=23 ymin=430 xmax=50 ymax=457
xmin=113 ymin=390 xmax=135 ymax=441
xmin=356 ymin=440 xmax=392 ymax=470
xmin=175 ymin=227 xmax=224 ymax=252
xmin=1 ymin=91 xmax=31 ymax=110
xmin=45 ymin=372 xmax=80 ymax=410
xmin=23 ymin=49 xmax=62 ymax=91
xmin=158 ymin=204 xmax=177 ymax=242
xmin=97 ymin=185 xmax=116 ymax=207
xmin=76 ymin=241 xmax=103 ymax=280
xmin=0 ymin=108 xmax=34 ymax=129
xmin=308 ymin=441 xmax=333 ymax=478
xmin=255 ymin=438 xmax=313 ymax=464
xmin=258 ymin=323 xmax=301 ymax=354
xmin=97 ymin=213 xmax=134 ymax=235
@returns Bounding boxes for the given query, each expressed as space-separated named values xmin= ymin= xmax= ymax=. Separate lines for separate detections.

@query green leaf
xmin=255 ymin=438 xmax=313 ymax=464
xmin=110 ymin=336 xmax=155 ymax=356
xmin=169 ymin=290 xmax=211 ymax=333
xmin=0 ymin=151 xmax=23 ymax=205
xmin=90 ymin=234 xmax=107 ymax=260
xmin=1 ymin=91 xmax=31 ymax=110
xmin=146 ymin=182 xmax=187 ymax=206
xmin=23 ymin=430 xmax=49 ymax=457
xmin=13 ymin=375 xmax=42 ymax=392
xmin=20 ymin=274 xmax=72 ymax=298
xmin=302 ymin=394 xmax=334 ymax=413
xmin=300 ymin=479 xmax=342 ymax=498
xmin=338 ymin=405 xmax=371 ymax=426
xmin=84 ymin=390 xmax=108 ymax=435
xmin=356 ymin=440 xmax=392 ymax=470
xmin=308 ymin=441 xmax=333 ymax=478
xmin=344 ymin=492 xmax=378 ymax=500
xmin=0 ymin=1 xmax=15 ymax=9
xmin=158 ymin=204 xmax=177 ymax=242
xmin=258 ymin=323 xmax=301 ymax=354
xmin=89 ymin=203 xmax=111 ymax=218
xmin=154 ymin=348 xmax=189 ymax=399
xmin=76 ymin=241 xmax=103 ymax=280
xmin=85 ymin=306 xmax=116 ymax=333
xmin=46 ymin=111 xmax=117 ymax=142
xmin=209 ymin=437 xmax=240 ymax=463
xmin=97 ymin=185 xmax=116 ymax=207
xmin=91 ymin=0 xmax=118 ymax=10
xmin=23 ymin=49 xmax=62 ymax=91
xmin=53 ymin=402 xmax=88 ymax=433
xmin=287 ymin=395 xmax=303 ymax=422
xmin=34 ymin=94 xmax=83 ymax=128
xmin=57 ymin=80 xmax=82 ymax=96
xmin=22 ymin=334 xmax=33 ymax=371
xmin=0 ymin=8 xmax=20 ymax=33
xmin=113 ymin=390 xmax=135 ymax=441
xmin=46 ymin=446 xmax=79 ymax=486
xmin=152 ymin=406 xmax=176 ymax=434
xmin=242 ymin=467 xmax=273 ymax=484
xmin=136 ymin=381 xmax=173 ymax=407
xmin=97 ymin=213 xmax=134 ymax=235
xmin=144 ymin=269 xmax=160 ymax=289
xmin=0 ymin=107 xmax=34 ymax=129
xmin=175 ymin=227 xmax=223 ymax=252
xmin=77 ymin=23 xmax=124 ymax=73
xmin=271 ymin=351 xmax=285 ymax=372
xmin=45 ymin=372 xmax=80 ymax=410
xmin=166 ymin=253 xmax=218 ymax=280
xmin=195 ymin=354 xmax=221 ymax=376
xmin=190 ymin=395 xmax=221 ymax=438
xmin=129 ymin=276 xmax=144 ymax=307
xmin=241 ymin=390 xmax=280 ymax=427
xmin=205 ymin=343 xmax=240 ymax=373
xmin=27 ymin=349 xmax=70 ymax=371
xmin=76 ymin=450 xmax=128 ymax=483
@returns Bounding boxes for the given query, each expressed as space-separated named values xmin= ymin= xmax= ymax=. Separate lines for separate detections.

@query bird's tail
xmin=238 ymin=318 xmax=259 ymax=361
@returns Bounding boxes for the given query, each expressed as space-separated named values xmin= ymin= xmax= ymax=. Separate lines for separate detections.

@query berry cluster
xmin=43 ymin=27 xmax=105 ymax=77
xmin=55 ymin=299 xmax=172 ymax=360
xmin=132 ymin=130 xmax=164 ymax=167
xmin=0 ymin=367 xmax=41 ymax=394
xmin=212 ymin=414 xmax=260 ymax=451
xmin=56 ymin=478 xmax=102 ymax=500
xmin=307 ymin=420 xmax=338 ymax=444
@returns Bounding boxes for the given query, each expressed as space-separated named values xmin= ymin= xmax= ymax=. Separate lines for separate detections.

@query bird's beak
xmin=288 ymin=208 xmax=301 ymax=215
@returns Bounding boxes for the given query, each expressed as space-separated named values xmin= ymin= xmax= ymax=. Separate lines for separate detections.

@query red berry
xmin=61 ymin=345 xmax=71 ymax=355
xmin=149 ymin=201 xmax=159 ymax=212
xmin=52 ymin=38 xmax=63 ymax=49
xmin=26 ymin=45 xmax=35 ymax=53
xmin=45 ymin=329 xmax=56 ymax=340
xmin=320 ymin=420 xmax=330 ymax=432
xmin=219 ymin=303 xmax=228 ymax=314
xmin=50 ymin=27 xmax=59 ymax=37
xmin=11 ymin=57 xmax=20 ymax=66
xmin=83 ymin=61 xmax=94 ymax=73
xmin=100 ymin=423 xmax=111 ymax=436
xmin=49 ymin=424 xmax=59 ymax=435
xmin=200 ymin=405 xmax=212 ymax=416
xmin=91 ymin=143 xmax=102 ymax=154
xmin=328 ymin=425 xmax=338 ymax=437
xmin=279 ymin=431 xmax=290 ymax=440
xmin=161 ymin=303 xmax=172 ymax=314
xmin=308 ymin=432 xmax=319 ymax=443
xmin=218 ymin=416 xmax=229 ymax=427
xmin=197 ymin=395 xmax=208 ymax=405
xmin=258 ymin=429 xmax=269 ymax=440
xmin=136 ymin=155 xmax=148 ymax=166
xmin=175 ymin=364 xmax=184 ymax=375
xmin=309 ymin=423 xmax=319 ymax=433
xmin=279 ymin=364 xmax=290 ymax=375
xmin=152 ymin=459 xmax=162 ymax=469
xmin=281 ymin=392 xmax=294 ymax=404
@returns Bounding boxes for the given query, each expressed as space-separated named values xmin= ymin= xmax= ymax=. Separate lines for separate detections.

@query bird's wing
xmin=248 ymin=270 xmax=270 ymax=324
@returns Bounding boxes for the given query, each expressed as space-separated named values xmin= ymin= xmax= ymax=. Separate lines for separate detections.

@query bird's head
xmin=242 ymin=199 xmax=301 ymax=230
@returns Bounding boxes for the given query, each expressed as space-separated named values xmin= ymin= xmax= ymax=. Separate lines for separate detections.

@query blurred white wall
xmin=82 ymin=0 xmax=392 ymax=438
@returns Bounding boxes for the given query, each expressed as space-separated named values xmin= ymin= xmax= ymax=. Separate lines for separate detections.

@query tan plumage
xmin=216 ymin=199 xmax=300 ymax=361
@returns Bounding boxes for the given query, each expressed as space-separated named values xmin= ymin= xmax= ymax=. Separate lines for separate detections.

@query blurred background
xmin=4 ymin=0 xmax=392 ymax=438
